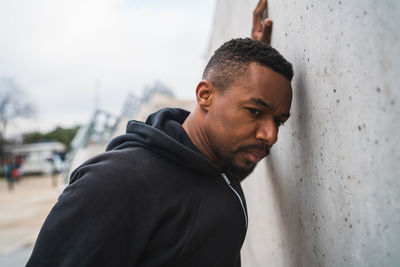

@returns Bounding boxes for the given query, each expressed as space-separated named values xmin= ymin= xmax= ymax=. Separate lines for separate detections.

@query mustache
xmin=235 ymin=144 xmax=270 ymax=156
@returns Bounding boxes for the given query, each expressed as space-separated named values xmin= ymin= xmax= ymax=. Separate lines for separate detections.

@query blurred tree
xmin=0 ymin=77 xmax=36 ymax=159
xmin=22 ymin=131 xmax=42 ymax=144
xmin=22 ymin=126 xmax=80 ymax=150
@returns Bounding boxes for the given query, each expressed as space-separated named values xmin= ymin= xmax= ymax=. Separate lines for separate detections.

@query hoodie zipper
xmin=221 ymin=173 xmax=248 ymax=229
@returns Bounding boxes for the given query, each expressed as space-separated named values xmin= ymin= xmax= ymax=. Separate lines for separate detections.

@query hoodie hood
xmin=106 ymin=108 xmax=220 ymax=174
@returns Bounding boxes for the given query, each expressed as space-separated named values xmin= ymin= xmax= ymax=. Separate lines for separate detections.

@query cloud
xmin=0 ymin=0 xmax=215 ymax=135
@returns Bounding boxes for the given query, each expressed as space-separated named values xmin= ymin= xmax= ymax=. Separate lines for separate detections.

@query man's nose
xmin=255 ymin=120 xmax=278 ymax=145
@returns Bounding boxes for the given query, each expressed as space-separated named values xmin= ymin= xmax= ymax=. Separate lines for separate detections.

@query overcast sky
xmin=0 ymin=0 xmax=216 ymax=136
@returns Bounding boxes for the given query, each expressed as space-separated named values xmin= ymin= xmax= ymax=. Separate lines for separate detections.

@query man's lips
xmin=236 ymin=144 xmax=270 ymax=164
xmin=244 ymin=149 xmax=266 ymax=163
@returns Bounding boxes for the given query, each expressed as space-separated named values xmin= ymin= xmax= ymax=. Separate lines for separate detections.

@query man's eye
xmin=247 ymin=108 xmax=260 ymax=116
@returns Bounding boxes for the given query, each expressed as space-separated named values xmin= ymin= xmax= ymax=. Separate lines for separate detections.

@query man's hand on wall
xmin=251 ymin=0 xmax=273 ymax=45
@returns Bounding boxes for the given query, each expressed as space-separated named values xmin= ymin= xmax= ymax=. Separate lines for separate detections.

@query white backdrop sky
xmin=0 ymin=0 xmax=216 ymax=136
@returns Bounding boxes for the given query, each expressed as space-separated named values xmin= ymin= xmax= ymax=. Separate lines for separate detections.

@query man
xmin=27 ymin=1 xmax=293 ymax=266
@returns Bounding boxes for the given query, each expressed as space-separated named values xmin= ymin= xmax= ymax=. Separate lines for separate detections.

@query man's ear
xmin=195 ymin=80 xmax=216 ymax=111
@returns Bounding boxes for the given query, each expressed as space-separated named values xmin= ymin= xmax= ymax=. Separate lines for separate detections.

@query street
xmin=0 ymin=175 xmax=61 ymax=266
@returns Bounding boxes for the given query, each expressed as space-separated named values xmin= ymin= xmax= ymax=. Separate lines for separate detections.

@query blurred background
xmin=1 ymin=0 xmax=400 ymax=266
xmin=0 ymin=0 xmax=216 ymax=136
xmin=0 ymin=0 xmax=214 ymax=265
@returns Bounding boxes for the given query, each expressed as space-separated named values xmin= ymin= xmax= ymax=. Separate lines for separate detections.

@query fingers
xmin=251 ymin=0 xmax=272 ymax=44
xmin=264 ymin=18 xmax=273 ymax=28
xmin=261 ymin=18 xmax=273 ymax=45
xmin=252 ymin=0 xmax=268 ymax=34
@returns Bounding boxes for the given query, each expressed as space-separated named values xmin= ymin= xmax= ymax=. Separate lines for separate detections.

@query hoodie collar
xmin=106 ymin=108 xmax=221 ymax=174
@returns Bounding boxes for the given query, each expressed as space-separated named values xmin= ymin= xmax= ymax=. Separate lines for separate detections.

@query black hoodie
xmin=27 ymin=108 xmax=248 ymax=267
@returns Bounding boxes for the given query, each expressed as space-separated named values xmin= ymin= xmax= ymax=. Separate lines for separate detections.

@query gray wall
xmin=206 ymin=0 xmax=400 ymax=266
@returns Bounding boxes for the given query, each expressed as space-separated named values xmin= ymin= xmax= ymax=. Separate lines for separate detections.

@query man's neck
xmin=182 ymin=110 xmax=221 ymax=167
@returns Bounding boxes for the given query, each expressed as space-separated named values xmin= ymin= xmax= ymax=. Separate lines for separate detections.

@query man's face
xmin=205 ymin=63 xmax=292 ymax=178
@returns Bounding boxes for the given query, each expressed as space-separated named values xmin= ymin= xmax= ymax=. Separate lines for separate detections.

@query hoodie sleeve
xmin=26 ymin=151 xmax=158 ymax=267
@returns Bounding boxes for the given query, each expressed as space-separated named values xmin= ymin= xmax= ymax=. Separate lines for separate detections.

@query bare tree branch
xmin=0 ymin=77 xmax=37 ymax=158
xmin=0 ymin=77 xmax=36 ymax=134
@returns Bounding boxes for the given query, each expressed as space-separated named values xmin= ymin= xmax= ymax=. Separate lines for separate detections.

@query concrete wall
xmin=206 ymin=1 xmax=400 ymax=266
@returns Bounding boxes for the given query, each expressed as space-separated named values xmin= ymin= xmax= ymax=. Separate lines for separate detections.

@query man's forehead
xmin=226 ymin=65 xmax=292 ymax=113
xmin=246 ymin=97 xmax=291 ymax=118
xmin=247 ymin=62 xmax=290 ymax=82
xmin=233 ymin=65 xmax=292 ymax=93
xmin=248 ymin=97 xmax=272 ymax=109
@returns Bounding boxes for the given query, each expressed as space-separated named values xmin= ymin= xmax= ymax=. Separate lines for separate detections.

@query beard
xmin=219 ymin=144 xmax=270 ymax=180
xmin=221 ymin=158 xmax=257 ymax=180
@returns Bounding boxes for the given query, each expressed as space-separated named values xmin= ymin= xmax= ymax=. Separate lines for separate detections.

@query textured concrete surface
xmin=207 ymin=0 xmax=400 ymax=266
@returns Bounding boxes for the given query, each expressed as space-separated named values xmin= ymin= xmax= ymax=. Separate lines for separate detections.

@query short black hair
xmin=203 ymin=38 xmax=294 ymax=92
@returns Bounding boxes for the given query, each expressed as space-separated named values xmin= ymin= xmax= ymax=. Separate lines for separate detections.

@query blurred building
xmin=63 ymin=82 xmax=194 ymax=184
xmin=4 ymin=141 xmax=65 ymax=175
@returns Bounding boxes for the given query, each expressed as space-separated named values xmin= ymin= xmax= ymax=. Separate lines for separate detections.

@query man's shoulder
xmin=63 ymin=146 xmax=195 ymax=206
xmin=69 ymin=146 xmax=177 ymax=186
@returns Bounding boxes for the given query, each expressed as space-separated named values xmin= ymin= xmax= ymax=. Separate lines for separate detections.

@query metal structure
xmin=63 ymin=82 xmax=175 ymax=183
